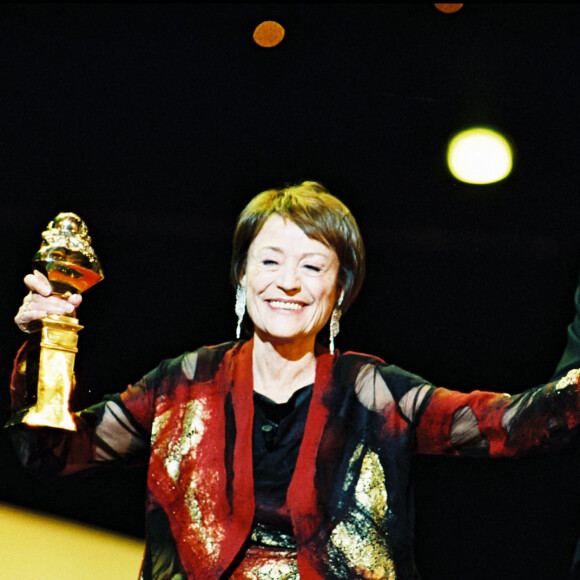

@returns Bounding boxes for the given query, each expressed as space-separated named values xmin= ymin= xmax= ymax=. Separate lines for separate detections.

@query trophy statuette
xmin=21 ymin=212 xmax=104 ymax=431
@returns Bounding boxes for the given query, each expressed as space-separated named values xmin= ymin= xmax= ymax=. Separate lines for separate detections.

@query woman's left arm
xmin=407 ymin=369 xmax=580 ymax=457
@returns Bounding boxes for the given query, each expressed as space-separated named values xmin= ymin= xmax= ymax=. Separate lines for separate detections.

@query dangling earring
xmin=235 ymin=285 xmax=246 ymax=339
xmin=329 ymin=294 xmax=344 ymax=355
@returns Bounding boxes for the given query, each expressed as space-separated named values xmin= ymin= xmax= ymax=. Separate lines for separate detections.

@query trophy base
xmin=22 ymin=406 xmax=77 ymax=431
xmin=20 ymin=313 xmax=83 ymax=432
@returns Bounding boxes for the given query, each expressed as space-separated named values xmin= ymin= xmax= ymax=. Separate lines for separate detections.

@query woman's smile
xmin=266 ymin=299 xmax=307 ymax=311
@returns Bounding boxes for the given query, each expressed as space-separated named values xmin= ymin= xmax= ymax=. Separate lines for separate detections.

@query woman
xmin=9 ymin=181 xmax=580 ymax=579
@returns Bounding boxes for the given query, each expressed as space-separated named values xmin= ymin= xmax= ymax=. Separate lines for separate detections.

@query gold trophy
xmin=21 ymin=213 xmax=104 ymax=431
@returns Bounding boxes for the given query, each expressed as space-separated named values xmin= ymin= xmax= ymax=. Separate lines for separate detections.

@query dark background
xmin=1 ymin=4 xmax=579 ymax=579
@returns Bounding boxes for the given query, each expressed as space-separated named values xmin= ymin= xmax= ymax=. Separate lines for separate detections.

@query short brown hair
xmin=231 ymin=181 xmax=365 ymax=313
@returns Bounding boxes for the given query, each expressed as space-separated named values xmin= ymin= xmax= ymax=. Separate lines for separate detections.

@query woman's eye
xmin=262 ymin=259 xmax=277 ymax=266
xmin=304 ymin=264 xmax=322 ymax=272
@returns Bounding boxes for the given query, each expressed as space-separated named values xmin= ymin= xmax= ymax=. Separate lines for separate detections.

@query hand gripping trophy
xmin=20 ymin=213 xmax=104 ymax=431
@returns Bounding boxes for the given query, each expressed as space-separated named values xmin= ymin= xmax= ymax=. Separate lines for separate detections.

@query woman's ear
xmin=337 ymin=288 xmax=345 ymax=307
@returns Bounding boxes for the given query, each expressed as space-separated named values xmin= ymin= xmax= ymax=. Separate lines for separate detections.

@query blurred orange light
xmin=253 ymin=21 xmax=285 ymax=48
xmin=434 ymin=4 xmax=464 ymax=13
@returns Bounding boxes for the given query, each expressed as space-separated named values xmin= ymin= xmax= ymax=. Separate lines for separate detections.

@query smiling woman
xmin=230 ymin=182 xmax=363 ymax=403
xmin=7 ymin=180 xmax=580 ymax=579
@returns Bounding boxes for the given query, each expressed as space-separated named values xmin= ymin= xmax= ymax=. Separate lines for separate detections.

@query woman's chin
xmin=255 ymin=328 xmax=317 ymax=348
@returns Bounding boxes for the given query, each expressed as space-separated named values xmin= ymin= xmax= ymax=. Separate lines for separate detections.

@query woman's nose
xmin=276 ymin=264 xmax=300 ymax=292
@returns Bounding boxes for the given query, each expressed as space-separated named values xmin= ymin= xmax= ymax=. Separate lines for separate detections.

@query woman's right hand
xmin=15 ymin=270 xmax=83 ymax=333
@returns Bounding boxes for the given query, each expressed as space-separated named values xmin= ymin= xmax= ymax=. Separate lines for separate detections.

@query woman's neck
xmin=252 ymin=333 xmax=317 ymax=404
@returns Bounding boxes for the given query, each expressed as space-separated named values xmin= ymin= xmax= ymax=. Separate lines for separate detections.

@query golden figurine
xmin=22 ymin=213 xmax=104 ymax=431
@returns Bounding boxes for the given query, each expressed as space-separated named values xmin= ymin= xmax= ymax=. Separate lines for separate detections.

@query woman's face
xmin=242 ymin=215 xmax=341 ymax=347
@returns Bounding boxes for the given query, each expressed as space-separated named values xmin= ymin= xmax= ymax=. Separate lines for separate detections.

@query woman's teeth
xmin=269 ymin=301 xmax=303 ymax=310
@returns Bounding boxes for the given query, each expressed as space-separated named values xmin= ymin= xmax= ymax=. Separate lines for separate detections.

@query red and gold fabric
xmin=8 ymin=339 xmax=580 ymax=579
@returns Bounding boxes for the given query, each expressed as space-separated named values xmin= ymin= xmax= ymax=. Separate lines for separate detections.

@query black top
xmin=252 ymin=384 xmax=313 ymax=533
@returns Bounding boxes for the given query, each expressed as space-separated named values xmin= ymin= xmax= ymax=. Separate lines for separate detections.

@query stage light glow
xmin=434 ymin=3 xmax=464 ymax=13
xmin=447 ymin=127 xmax=513 ymax=184
xmin=253 ymin=21 xmax=285 ymax=47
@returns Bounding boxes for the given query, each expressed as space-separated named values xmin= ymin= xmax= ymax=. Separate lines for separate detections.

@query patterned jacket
xmin=8 ymin=338 xmax=580 ymax=579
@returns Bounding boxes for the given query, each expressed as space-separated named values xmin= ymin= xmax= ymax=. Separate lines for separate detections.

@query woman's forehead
xmin=250 ymin=215 xmax=336 ymax=256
